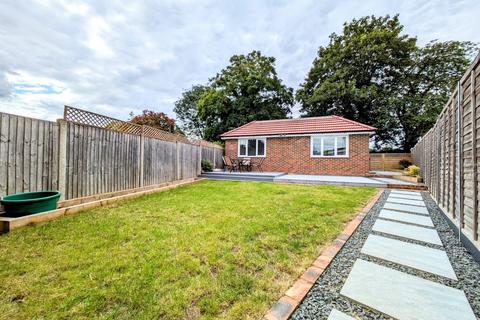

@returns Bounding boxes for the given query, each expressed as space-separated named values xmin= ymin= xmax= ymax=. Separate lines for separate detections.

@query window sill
xmin=310 ymin=155 xmax=349 ymax=158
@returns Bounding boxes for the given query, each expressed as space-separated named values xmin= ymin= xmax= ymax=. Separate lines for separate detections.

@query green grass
xmin=0 ymin=181 xmax=376 ymax=320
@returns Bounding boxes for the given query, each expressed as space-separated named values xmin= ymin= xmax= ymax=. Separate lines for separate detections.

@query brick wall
xmin=224 ymin=135 xmax=370 ymax=175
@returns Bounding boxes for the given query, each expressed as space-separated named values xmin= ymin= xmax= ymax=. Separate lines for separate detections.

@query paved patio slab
xmin=386 ymin=197 xmax=426 ymax=207
xmin=379 ymin=209 xmax=434 ymax=227
xmin=383 ymin=202 xmax=429 ymax=215
xmin=372 ymin=219 xmax=442 ymax=245
xmin=340 ymin=260 xmax=475 ymax=320
xmin=371 ymin=177 xmax=415 ymax=185
xmin=388 ymin=195 xmax=424 ymax=203
xmin=361 ymin=235 xmax=457 ymax=279
xmin=391 ymin=190 xmax=422 ymax=196
xmin=274 ymin=174 xmax=387 ymax=187
xmin=327 ymin=309 xmax=356 ymax=320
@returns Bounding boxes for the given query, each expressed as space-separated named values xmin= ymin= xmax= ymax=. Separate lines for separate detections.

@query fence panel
xmin=0 ymin=107 xmax=225 ymax=206
xmin=0 ymin=112 xmax=59 ymax=198
xmin=369 ymin=153 xmax=412 ymax=171
xmin=65 ymin=122 xmax=141 ymax=199
xmin=412 ymin=53 xmax=480 ymax=249
xmin=201 ymin=145 xmax=224 ymax=169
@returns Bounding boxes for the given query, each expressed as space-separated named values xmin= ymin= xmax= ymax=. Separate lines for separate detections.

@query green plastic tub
xmin=1 ymin=191 xmax=61 ymax=217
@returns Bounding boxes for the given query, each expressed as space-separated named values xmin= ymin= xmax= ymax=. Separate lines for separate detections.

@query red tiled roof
xmin=220 ymin=116 xmax=376 ymax=138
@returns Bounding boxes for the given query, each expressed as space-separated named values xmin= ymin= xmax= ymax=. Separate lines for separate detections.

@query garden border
xmin=264 ymin=188 xmax=384 ymax=320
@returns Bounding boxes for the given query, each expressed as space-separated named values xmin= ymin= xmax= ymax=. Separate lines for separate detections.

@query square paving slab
xmin=386 ymin=197 xmax=426 ymax=207
xmin=340 ymin=260 xmax=475 ymax=320
xmin=372 ymin=219 xmax=442 ymax=245
xmin=361 ymin=234 xmax=456 ymax=279
xmin=383 ymin=202 xmax=429 ymax=215
xmin=391 ymin=190 xmax=422 ymax=195
xmin=379 ymin=209 xmax=434 ymax=227
xmin=327 ymin=309 xmax=356 ymax=320
xmin=389 ymin=194 xmax=423 ymax=201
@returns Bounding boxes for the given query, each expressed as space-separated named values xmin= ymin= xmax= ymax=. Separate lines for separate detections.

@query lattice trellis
xmin=64 ymin=105 xmax=142 ymax=135
xmin=64 ymin=105 xmax=207 ymax=145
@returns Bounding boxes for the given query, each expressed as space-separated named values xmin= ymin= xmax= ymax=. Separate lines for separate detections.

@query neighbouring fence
xmin=412 ymin=53 xmax=480 ymax=249
xmin=0 ymin=106 xmax=224 ymax=201
xmin=370 ymin=153 xmax=412 ymax=171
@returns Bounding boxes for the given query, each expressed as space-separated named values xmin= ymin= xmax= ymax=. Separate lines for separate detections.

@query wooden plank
xmin=7 ymin=116 xmax=18 ymax=194
xmin=0 ymin=114 xmax=9 ymax=197
xmin=13 ymin=117 xmax=25 ymax=193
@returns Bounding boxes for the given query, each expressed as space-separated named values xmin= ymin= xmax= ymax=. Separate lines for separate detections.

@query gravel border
xmin=290 ymin=190 xmax=480 ymax=320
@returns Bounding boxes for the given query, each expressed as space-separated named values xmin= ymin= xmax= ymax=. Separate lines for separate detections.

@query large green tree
xmin=195 ymin=51 xmax=294 ymax=141
xmin=392 ymin=40 xmax=476 ymax=150
xmin=297 ymin=15 xmax=476 ymax=150
xmin=173 ymin=85 xmax=209 ymax=138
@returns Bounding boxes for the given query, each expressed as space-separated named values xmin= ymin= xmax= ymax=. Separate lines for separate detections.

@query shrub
xmin=201 ymin=160 xmax=213 ymax=172
xmin=406 ymin=165 xmax=420 ymax=177
xmin=399 ymin=159 xmax=412 ymax=169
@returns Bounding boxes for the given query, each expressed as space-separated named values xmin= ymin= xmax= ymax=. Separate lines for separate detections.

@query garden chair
xmin=239 ymin=158 xmax=252 ymax=172
xmin=223 ymin=156 xmax=238 ymax=172
xmin=250 ymin=158 xmax=265 ymax=172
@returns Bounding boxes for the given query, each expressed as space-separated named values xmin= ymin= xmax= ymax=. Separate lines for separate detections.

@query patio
xmin=201 ymin=171 xmax=420 ymax=189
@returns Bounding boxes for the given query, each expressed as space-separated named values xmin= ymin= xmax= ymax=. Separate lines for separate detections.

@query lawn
xmin=0 ymin=180 xmax=376 ymax=319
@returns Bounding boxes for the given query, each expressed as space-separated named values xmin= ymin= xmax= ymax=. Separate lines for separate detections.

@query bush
xmin=406 ymin=165 xmax=420 ymax=177
xmin=201 ymin=160 xmax=213 ymax=172
xmin=399 ymin=159 xmax=412 ymax=169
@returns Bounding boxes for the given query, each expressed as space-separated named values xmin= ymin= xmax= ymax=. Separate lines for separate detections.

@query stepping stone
xmin=391 ymin=190 xmax=422 ymax=196
xmin=386 ymin=197 xmax=425 ymax=207
xmin=379 ymin=209 xmax=434 ymax=227
xmin=328 ymin=308 xmax=356 ymax=320
xmin=361 ymin=234 xmax=457 ymax=279
xmin=389 ymin=193 xmax=423 ymax=201
xmin=384 ymin=202 xmax=429 ymax=215
xmin=340 ymin=260 xmax=475 ymax=320
xmin=372 ymin=219 xmax=442 ymax=245
xmin=390 ymin=191 xmax=423 ymax=199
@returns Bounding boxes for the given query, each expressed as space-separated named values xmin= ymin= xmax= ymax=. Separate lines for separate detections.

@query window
xmin=239 ymin=138 xmax=266 ymax=157
xmin=311 ymin=135 xmax=349 ymax=157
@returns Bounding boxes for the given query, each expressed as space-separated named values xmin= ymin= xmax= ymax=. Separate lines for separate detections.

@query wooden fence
xmin=370 ymin=153 xmax=412 ymax=171
xmin=411 ymin=53 xmax=480 ymax=250
xmin=0 ymin=107 xmax=223 ymax=201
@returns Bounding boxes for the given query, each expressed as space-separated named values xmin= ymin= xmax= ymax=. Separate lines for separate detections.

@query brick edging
xmin=264 ymin=189 xmax=384 ymax=320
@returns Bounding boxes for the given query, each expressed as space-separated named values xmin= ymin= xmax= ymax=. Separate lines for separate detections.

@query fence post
xmin=57 ymin=119 xmax=67 ymax=201
xmin=456 ymin=81 xmax=464 ymax=239
xmin=198 ymin=145 xmax=202 ymax=175
xmin=139 ymin=126 xmax=144 ymax=188
xmin=382 ymin=153 xmax=385 ymax=171
xmin=176 ymin=141 xmax=181 ymax=180
xmin=471 ymin=70 xmax=478 ymax=241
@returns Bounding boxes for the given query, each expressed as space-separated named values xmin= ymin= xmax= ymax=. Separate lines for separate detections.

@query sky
xmin=0 ymin=0 xmax=479 ymax=122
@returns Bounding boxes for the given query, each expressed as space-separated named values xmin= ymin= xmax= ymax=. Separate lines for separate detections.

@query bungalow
xmin=220 ymin=116 xmax=376 ymax=176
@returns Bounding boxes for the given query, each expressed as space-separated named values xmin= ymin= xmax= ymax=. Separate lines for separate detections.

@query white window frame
xmin=310 ymin=134 xmax=349 ymax=158
xmin=238 ymin=138 xmax=266 ymax=157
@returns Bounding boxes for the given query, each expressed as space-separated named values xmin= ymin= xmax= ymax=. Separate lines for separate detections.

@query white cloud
xmin=0 ymin=0 xmax=479 ymax=121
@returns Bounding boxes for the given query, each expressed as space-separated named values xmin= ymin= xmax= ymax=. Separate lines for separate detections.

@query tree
xmin=297 ymin=14 xmax=476 ymax=150
xmin=392 ymin=40 xmax=477 ymax=150
xmin=197 ymin=51 xmax=294 ymax=141
xmin=129 ymin=109 xmax=182 ymax=134
xmin=173 ymin=85 xmax=209 ymax=138
xmin=296 ymin=15 xmax=417 ymax=148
